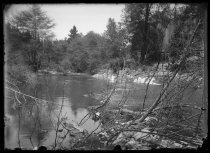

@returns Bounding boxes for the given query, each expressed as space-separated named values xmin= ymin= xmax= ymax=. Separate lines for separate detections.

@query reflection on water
xmin=5 ymin=74 xmax=110 ymax=149
xmin=5 ymin=74 xmax=202 ymax=149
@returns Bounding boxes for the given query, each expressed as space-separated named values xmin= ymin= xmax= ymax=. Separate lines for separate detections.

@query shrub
xmin=109 ymin=58 xmax=124 ymax=74
xmin=56 ymin=65 xmax=65 ymax=73
xmin=60 ymin=58 xmax=71 ymax=71
xmin=87 ymin=59 xmax=101 ymax=75
xmin=6 ymin=64 xmax=37 ymax=86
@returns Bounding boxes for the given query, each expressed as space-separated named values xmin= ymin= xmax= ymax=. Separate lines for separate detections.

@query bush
xmin=109 ymin=58 xmax=124 ymax=74
xmin=169 ymin=63 xmax=188 ymax=74
xmin=60 ymin=58 xmax=71 ymax=71
xmin=124 ymin=58 xmax=138 ymax=70
xmin=87 ymin=59 xmax=101 ymax=75
xmin=56 ymin=65 xmax=65 ymax=73
xmin=7 ymin=64 xmax=37 ymax=86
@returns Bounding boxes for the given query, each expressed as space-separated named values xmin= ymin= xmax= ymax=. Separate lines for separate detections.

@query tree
xmin=122 ymin=3 xmax=171 ymax=64
xmin=167 ymin=4 xmax=205 ymax=73
xmin=122 ymin=4 xmax=148 ymax=63
xmin=105 ymin=18 xmax=118 ymax=41
xmin=10 ymin=5 xmax=55 ymax=40
xmin=84 ymin=31 xmax=100 ymax=50
xmin=67 ymin=25 xmax=79 ymax=43
xmin=141 ymin=3 xmax=151 ymax=64
xmin=8 ymin=5 xmax=55 ymax=72
xmin=104 ymin=18 xmax=121 ymax=59
xmin=5 ymin=22 xmax=31 ymax=65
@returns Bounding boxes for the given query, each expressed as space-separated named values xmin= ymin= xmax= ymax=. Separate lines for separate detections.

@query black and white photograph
xmin=4 ymin=3 xmax=208 ymax=150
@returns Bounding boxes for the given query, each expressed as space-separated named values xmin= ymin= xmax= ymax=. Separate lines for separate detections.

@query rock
xmin=96 ymin=112 xmax=100 ymax=116
xmin=160 ymin=139 xmax=171 ymax=147
xmin=125 ymin=138 xmax=137 ymax=150
xmin=180 ymin=141 xmax=188 ymax=145
xmin=124 ymin=131 xmax=135 ymax=138
xmin=173 ymin=143 xmax=183 ymax=148
xmin=133 ymin=76 xmax=161 ymax=85
xmin=92 ymin=72 xmax=116 ymax=83
xmin=134 ymin=132 xmax=147 ymax=140
xmin=144 ymin=116 xmax=158 ymax=122
xmin=112 ymin=133 xmax=124 ymax=145
xmin=144 ymin=116 xmax=158 ymax=126
xmin=133 ymin=128 xmax=150 ymax=140
xmin=98 ymin=132 xmax=109 ymax=138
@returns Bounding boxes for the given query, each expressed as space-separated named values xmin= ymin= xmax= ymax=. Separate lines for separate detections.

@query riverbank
xmin=37 ymin=69 xmax=91 ymax=76
xmin=92 ymin=67 xmax=162 ymax=86
xmin=92 ymin=64 xmax=203 ymax=87
xmin=37 ymin=69 xmax=71 ymax=75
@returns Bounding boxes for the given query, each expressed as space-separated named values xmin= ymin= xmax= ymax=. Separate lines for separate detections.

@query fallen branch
xmin=136 ymin=19 xmax=201 ymax=123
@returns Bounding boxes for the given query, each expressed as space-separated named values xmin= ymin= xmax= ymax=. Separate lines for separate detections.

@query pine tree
xmin=67 ymin=25 xmax=79 ymax=43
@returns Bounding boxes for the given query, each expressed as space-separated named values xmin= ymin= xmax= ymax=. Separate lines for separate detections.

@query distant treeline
xmin=5 ymin=4 xmax=205 ymax=81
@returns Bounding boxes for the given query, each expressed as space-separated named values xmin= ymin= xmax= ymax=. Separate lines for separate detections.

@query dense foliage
xmin=5 ymin=3 xmax=205 ymax=81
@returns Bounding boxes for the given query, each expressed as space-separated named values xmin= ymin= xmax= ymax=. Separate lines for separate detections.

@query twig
xmin=136 ymin=19 xmax=201 ymax=123
xmin=5 ymin=87 xmax=72 ymax=108
xmin=142 ymin=62 xmax=160 ymax=110
xmin=78 ymin=113 xmax=91 ymax=126
xmin=53 ymin=83 xmax=65 ymax=149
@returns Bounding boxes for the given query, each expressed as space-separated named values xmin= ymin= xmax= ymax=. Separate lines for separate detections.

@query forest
xmin=4 ymin=3 xmax=208 ymax=150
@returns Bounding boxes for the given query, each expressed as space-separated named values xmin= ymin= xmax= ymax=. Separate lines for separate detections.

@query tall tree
xmin=105 ymin=18 xmax=121 ymax=58
xmin=8 ymin=5 xmax=55 ymax=72
xmin=5 ymin=22 xmax=31 ymax=65
xmin=141 ymin=3 xmax=151 ymax=64
xmin=122 ymin=3 xmax=171 ymax=64
xmin=67 ymin=25 xmax=79 ymax=43
xmin=105 ymin=18 xmax=118 ymax=41
xmin=10 ymin=5 xmax=55 ymax=40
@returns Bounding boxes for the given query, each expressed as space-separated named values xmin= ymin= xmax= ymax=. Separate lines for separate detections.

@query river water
xmin=5 ymin=74 xmax=111 ymax=149
xmin=5 ymin=73 xmax=202 ymax=149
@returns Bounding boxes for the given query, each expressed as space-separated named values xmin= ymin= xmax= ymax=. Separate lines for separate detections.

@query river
xmin=5 ymin=74 xmax=110 ymax=149
xmin=4 ymin=73 xmax=202 ymax=149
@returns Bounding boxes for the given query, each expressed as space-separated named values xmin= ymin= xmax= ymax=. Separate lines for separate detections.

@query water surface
xmin=5 ymin=74 xmax=202 ymax=149
xmin=5 ymin=74 xmax=110 ymax=149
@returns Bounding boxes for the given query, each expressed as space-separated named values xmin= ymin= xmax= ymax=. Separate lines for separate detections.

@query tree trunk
xmin=141 ymin=3 xmax=150 ymax=64
xmin=131 ymin=32 xmax=140 ymax=62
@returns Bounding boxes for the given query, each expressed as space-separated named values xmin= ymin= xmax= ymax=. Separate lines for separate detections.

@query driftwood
xmin=109 ymin=108 xmax=140 ymax=115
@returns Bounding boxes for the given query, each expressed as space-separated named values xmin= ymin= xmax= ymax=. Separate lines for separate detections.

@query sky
xmin=5 ymin=4 xmax=125 ymax=40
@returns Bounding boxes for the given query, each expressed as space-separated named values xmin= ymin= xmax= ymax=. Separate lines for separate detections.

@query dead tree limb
xmin=136 ymin=20 xmax=201 ymax=123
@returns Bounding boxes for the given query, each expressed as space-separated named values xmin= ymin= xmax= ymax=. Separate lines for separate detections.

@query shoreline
xmin=37 ymin=68 xmax=203 ymax=88
xmin=37 ymin=69 xmax=89 ymax=76
xmin=92 ymin=69 xmax=162 ymax=86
